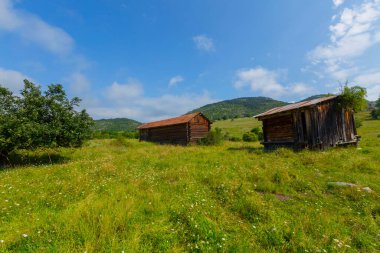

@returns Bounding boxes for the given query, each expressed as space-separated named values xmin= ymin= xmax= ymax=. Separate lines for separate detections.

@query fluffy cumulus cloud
xmin=106 ymin=80 xmax=144 ymax=103
xmin=168 ymin=75 xmax=184 ymax=87
xmin=193 ymin=35 xmax=215 ymax=52
xmin=88 ymin=80 xmax=216 ymax=122
xmin=0 ymin=0 xmax=74 ymax=55
xmin=333 ymin=0 xmax=345 ymax=7
xmin=354 ymin=71 xmax=380 ymax=100
xmin=0 ymin=67 xmax=32 ymax=93
xmin=233 ymin=67 xmax=314 ymax=98
xmin=308 ymin=0 xmax=380 ymax=80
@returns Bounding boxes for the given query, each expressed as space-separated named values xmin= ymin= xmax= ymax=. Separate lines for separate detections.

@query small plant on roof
xmin=336 ymin=82 xmax=367 ymax=112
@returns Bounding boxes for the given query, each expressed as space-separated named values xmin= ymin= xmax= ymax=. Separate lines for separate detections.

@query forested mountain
xmin=299 ymin=94 xmax=330 ymax=102
xmin=94 ymin=118 xmax=141 ymax=132
xmin=188 ymin=97 xmax=288 ymax=121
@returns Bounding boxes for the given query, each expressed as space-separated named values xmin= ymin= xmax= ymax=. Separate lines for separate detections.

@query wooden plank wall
xmin=316 ymin=102 xmax=357 ymax=148
xmin=262 ymin=100 xmax=358 ymax=150
xmin=140 ymin=124 xmax=188 ymax=145
xmin=189 ymin=114 xmax=210 ymax=143
xmin=263 ymin=114 xmax=295 ymax=142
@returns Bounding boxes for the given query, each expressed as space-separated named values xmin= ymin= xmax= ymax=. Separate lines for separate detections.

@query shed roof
xmin=138 ymin=112 xmax=207 ymax=129
xmin=254 ymin=95 xmax=337 ymax=119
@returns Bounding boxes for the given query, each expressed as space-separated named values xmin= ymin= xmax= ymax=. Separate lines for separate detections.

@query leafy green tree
xmin=376 ymin=97 xmax=380 ymax=117
xmin=337 ymin=85 xmax=367 ymax=112
xmin=0 ymin=87 xmax=20 ymax=159
xmin=0 ymin=80 xmax=93 ymax=160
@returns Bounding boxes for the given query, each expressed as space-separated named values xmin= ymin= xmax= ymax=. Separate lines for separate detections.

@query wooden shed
xmin=138 ymin=112 xmax=211 ymax=145
xmin=254 ymin=96 xmax=360 ymax=150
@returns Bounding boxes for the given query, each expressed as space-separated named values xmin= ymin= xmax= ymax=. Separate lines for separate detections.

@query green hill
xmin=189 ymin=97 xmax=288 ymax=121
xmin=94 ymin=118 xmax=141 ymax=132
xmin=299 ymin=94 xmax=330 ymax=102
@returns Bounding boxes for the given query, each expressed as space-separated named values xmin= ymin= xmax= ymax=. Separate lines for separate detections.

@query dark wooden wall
xmin=139 ymin=114 xmax=210 ymax=145
xmin=263 ymin=115 xmax=295 ymax=143
xmin=139 ymin=124 xmax=188 ymax=145
xmin=188 ymin=114 xmax=210 ymax=144
xmin=261 ymin=100 xmax=358 ymax=150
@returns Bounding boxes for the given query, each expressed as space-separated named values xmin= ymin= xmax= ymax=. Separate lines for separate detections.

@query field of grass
xmin=0 ymin=114 xmax=379 ymax=252
xmin=212 ymin=117 xmax=261 ymax=138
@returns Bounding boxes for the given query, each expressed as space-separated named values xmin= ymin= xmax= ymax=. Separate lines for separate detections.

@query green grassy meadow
xmin=0 ymin=114 xmax=379 ymax=252
xmin=212 ymin=117 xmax=261 ymax=138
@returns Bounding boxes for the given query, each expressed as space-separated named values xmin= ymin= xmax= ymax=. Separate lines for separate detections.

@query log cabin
xmin=254 ymin=96 xmax=360 ymax=150
xmin=138 ymin=112 xmax=211 ymax=145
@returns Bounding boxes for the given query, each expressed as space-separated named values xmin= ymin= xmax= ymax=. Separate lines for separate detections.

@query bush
xmin=199 ymin=127 xmax=224 ymax=145
xmin=337 ymin=85 xmax=367 ymax=112
xmin=251 ymin=127 xmax=264 ymax=141
xmin=374 ymin=97 xmax=380 ymax=119
xmin=229 ymin=136 xmax=242 ymax=142
xmin=242 ymin=132 xmax=258 ymax=142
xmin=0 ymin=80 xmax=93 ymax=159
xmin=370 ymin=109 xmax=378 ymax=119
xmin=355 ymin=118 xmax=363 ymax=128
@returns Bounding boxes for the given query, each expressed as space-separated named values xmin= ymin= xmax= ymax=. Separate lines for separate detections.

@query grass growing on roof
xmin=0 ymin=113 xmax=379 ymax=252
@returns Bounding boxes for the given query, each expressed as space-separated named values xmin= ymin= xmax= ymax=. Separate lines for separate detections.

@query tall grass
xmin=0 ymin=115 xmax=379 ymax=252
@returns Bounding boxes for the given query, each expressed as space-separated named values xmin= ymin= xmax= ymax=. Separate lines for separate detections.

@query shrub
xmin=242 ymin=132 xmax=258 ymax=142
xmin=0 ymin=80 xmax=93 ymax=159
xmin=199 ymin=127 xmax=224 ymax=145
xmin=251 ymin=127 xmax=264 ymax=141
xmin=370 ymin=109 xmax=378 ymax=119
xmin=336 ymin=84 xmax=367 ymax=112
xmin=373 ymin=97 xmax=380 ymax=119
xmin=355 ymin=118 xmax=363 ymax=128
xmin=229 ymin=136 xmax=242 ymax=142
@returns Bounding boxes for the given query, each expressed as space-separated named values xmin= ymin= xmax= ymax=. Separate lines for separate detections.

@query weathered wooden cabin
xmin=138 ymin=112 xmax=211 ymax=145
xmin=254 ymin=96 xmax=360 ymax=150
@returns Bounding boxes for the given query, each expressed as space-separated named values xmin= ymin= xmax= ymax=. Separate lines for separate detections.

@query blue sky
xmin=1 ymin=0 xmax=380 ymax=121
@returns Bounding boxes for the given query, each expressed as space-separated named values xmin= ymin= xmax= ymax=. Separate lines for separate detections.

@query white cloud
xmin=168 ymin=75 xmax=184 ymax=87
xmin=0 ymin=0 xmax=74 ymax=55
xmin=234 ymin=67 xmax=285 ymax=97
xmin=233 ymin=67 xmax=314 ymax=98
xmin=354 ymin=71 xmax=380 ymax=100
xmin=66 ymin=72 xmax=90 ymax=95
xmin=308 ymin=0 xmax=380 ymax=80
xmin=193 ymin=35 xmax=215 ymax=52
xmin=333 ymin=0 xmax=345 ymax=7
xmin=375 ymin=31 xmax=380 ymax=41
xmin=0 ymin=67 xmax=32 ymax=93
xmin=106 ymin=80 xmax=143 ymax=103
xmin=88 ymin=80 xmax=216 ymax=122
xmin=291 ymin=82 xmax=316 ymax=95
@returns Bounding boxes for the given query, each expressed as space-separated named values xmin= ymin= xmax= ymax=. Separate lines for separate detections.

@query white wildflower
xmin=22 ymin=234 xmax=28 ymax=238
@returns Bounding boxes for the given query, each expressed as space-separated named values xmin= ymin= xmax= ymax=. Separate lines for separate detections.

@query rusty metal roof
xmin=138 ymin=112 xmax=205 ymax=129
xmin=254 ymin=95 xmax=337 ymax=118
